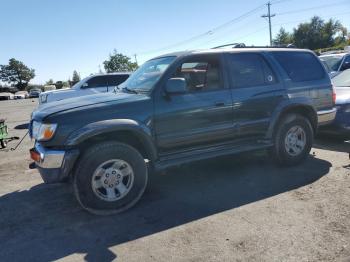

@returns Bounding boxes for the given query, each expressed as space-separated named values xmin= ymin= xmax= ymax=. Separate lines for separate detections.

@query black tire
xmin=271 ymin=114 xmax=313 ymax=166
xmin=73 ymin=141 xmax=148 ymax=215
xmin=0 ymin=140 xmax=7 ymax=149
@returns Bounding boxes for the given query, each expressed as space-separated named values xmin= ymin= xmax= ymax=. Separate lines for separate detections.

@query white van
xmin=39 ymin=72 xmax=130 ymax=104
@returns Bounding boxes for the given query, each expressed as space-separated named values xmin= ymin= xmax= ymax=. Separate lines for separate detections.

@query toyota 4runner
xmin=30 ymin=48 xmax=336 ymax=214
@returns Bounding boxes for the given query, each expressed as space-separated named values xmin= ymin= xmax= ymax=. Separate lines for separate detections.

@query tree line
xmin=0 ymin=51 xmax=137 ymax=91
xmin=273 ymin=16 xmax=349 ymax=50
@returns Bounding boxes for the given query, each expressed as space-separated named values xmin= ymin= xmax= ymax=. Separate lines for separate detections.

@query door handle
xmin=215 ymin=102 xmax=225 ymax=107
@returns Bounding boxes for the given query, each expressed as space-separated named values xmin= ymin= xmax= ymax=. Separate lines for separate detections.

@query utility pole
xmin=261 ymin=2 xmax=276 ymax=46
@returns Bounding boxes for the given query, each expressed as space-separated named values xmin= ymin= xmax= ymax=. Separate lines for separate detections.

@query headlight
xmin=40 ymin=94 xmax=48 ymax=104
xmin=32 ymin=121 xmax=57 ymax=141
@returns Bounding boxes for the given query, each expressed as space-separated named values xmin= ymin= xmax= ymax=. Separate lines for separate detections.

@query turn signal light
xmin=30 ymin=149 xmax=41 ymax=162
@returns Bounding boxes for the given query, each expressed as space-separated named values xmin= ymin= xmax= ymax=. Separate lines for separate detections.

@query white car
xmin=39 ymin=73 xmax=130 ymax=104
xmin=319 ymin=51 xmax=350 ymax=78
xmin=0 ymin=92 xmax=15 ymax=100
xmin=14 ymin=91 xmax=29 ymax=99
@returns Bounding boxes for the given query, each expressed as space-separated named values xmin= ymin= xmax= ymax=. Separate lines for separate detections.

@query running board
xmin=154 ymin=140 xmax=273 ymax=171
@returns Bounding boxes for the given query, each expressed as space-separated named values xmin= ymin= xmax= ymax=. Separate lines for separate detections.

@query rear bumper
xmin=30 ymin=143 xmax=79 ymax=184
xmin=317 ymin=108 xmax=337 ymax=126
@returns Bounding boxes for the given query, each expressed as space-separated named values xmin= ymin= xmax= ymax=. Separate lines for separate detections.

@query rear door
xmin=226 ymin=52 xmax=286 ymax=139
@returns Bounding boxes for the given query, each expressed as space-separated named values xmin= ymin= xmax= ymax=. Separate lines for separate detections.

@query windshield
xmin=332 ymin=69 xmax=350 ymax=87
xmin=320 ymin=55 xmax=344 ymax=72
xmin=119 ymin=56 xmax=176 ymax=92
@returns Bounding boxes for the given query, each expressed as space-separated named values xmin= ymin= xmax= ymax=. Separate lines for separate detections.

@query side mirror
xmin=342 ymin=61 xmax=350 ymax=71
xmin=81 ymin=82 xmax=89 ymax=88
xmin=165 ymin=78 xmax=187 ymax=94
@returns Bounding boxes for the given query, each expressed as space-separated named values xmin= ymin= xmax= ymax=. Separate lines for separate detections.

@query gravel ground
xmin=0 ymin=99 xmax=349 ymax=262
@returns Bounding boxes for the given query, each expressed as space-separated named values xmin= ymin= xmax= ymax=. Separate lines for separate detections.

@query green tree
xmin=46 ymin=79 xmax=54 ymax=85
xmin=72 ymin=70 xmax=81 ymax=85
xmin=103 ymin=50 xmax=138 ymax=73
xmin=0 ymin=58 xmax=35 ymax=90
xmin=273 ymin=27 xmax=294 ymax=45
xmin=293 ymin=16 xmax=345 ymax=49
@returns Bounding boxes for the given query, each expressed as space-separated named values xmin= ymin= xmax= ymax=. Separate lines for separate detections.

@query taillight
xmin=332 ymin=84 xmax=336 ymax=105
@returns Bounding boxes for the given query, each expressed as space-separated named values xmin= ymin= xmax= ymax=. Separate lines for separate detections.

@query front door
xmin=154 ymin=54 xmax=234 ymax=152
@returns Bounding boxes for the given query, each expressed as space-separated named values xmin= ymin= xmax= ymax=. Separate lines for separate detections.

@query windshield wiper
xmin=122 ymin=87 xmax=138 ymax=94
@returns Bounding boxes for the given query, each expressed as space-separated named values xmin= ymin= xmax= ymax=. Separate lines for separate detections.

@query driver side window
xmin=173 ymin=57 xmax=222 ymax=92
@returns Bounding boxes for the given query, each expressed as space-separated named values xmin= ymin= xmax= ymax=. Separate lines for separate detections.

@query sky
xmin=1 ymin=0 xmax=349 ymax=84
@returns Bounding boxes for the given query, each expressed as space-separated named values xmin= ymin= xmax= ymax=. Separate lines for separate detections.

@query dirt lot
xmin=0 ymin=99 xmax=349 ymax=262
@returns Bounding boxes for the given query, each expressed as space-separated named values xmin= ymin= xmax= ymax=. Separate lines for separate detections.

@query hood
xmin=32 ymin=92 xmax=148 ymax=121
xmin=335 ymin=86 xmax=350 ymax=104
xmin=43 ymin=88 xmax=72 ymax=95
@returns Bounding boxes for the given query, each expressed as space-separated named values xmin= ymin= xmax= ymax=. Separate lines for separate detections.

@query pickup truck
xmin=38 ymin=73 xmax=130 ymax=104
xmin=30 ymin=48 xmax=336 ymax=215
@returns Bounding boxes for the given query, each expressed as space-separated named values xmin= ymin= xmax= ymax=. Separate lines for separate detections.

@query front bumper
xmin=317 ymin=108 xmax=337 ymax=126
xmin=30 ymin=143 xmax=79 ymax=184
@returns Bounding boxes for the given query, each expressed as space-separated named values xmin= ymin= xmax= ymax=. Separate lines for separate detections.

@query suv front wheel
xmin=271 ymin=114 xmax=313 ymax=166
xmin=73 ymin=142 xmax=148 ymax=215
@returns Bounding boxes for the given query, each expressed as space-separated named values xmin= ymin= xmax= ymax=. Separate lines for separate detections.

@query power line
xmin=276 ymin=1 xmax=349 ymax=16
xmin=137 ymin=0 xmax=350 ymax=58
xmin=137 ymin=3 xmax=266 ymax=55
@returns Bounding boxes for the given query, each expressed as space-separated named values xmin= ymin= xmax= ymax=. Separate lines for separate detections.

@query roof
xmin=151 ymin=47 xmax=313 ymax=60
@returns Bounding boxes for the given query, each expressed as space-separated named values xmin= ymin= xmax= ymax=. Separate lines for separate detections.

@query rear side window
xmin=228 ymin=53 xmax=277 ymax=88
xmin=272 ymin=51 xmax=325 ymax=82
xmin=108 ymin=74 xmax=129 ymax=86
xmin=86 ymin=76 xmax=108 ymax=88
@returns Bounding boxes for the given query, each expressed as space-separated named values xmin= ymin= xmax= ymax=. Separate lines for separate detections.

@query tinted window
xmin=228 ymin=53 xmax=277 ymax=88
xmin=86 ymin=76 xmax=108 ymax=88
xmin=272 ymin=52 xmax=325 ymax=82
xmin=341 ymin=55 xmax=350 ymax=71
xmin=108 ymin=74 xmax=129 ymax=86
xmin=173 ymin=57 xmax=222 ymax=92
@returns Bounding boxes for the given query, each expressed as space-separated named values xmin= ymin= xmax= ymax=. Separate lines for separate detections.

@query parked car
xmin=39 ymin=73 xmax=130 ymax=104
xmin=43 ymin=85 xmax=56 ymax=92
xmin=319 ymin=51 xmax=350 ymax=78
xmin=30 ymin=48 xmax=336 ymax=214
xmin=319 ymin=69 xmax=350 ymax=139
xmin=29 ymin=89 xmax=42 ymax=98
xmin=0 ymin=92 xmax=14 ymax=100
xmin=14 ymin=91 xmax=29 ymax=99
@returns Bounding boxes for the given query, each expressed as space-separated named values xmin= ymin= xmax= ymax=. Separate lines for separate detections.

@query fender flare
xmin=266 ymin=98 xmax=318 ymax=139
xmin=65 ymin=119 xmax=157 ymax=161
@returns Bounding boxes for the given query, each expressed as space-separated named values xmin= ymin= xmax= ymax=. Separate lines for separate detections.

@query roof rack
xmin=212 ymin=43 xmax=296 ymax=49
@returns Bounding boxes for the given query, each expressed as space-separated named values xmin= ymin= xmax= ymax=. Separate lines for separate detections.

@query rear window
xmin=87 ymin=76 xmax=108 ymax=88
xmin=108 ymin=74 xmax=129 ymax=86
xmin=272 ymin=51 xmax=325 ymax=82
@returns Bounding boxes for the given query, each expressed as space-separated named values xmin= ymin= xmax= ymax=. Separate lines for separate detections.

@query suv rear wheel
xmin=73 ymin=142 xmax=148 ymax=215
xmin=271 ymin=114 xmax=313 ymax=166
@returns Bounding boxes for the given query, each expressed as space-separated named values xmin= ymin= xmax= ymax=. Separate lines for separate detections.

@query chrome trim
xmin=317 ymin=108 xmax=337 ymax=124
xmin=34 ymin=143 xmax=65 ymax=169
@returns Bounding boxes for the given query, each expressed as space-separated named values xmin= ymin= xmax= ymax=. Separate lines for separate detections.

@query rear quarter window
xmin=272 ymin=51 xmax=325 ymax=82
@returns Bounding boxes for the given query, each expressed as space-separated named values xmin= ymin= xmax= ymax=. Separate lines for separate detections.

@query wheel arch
xmin=65 ymin=119 xmax=157 ymax=162
xmin=267 ymin=102 xmax=318 ymax=139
